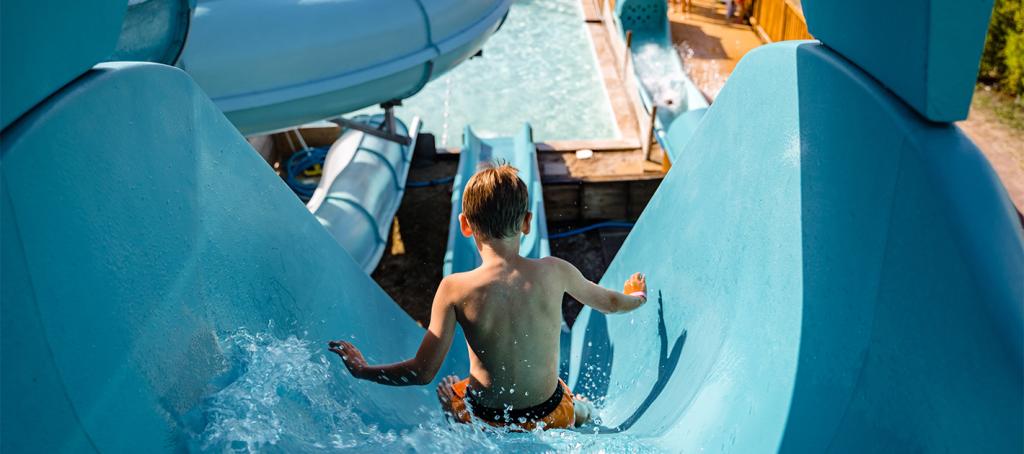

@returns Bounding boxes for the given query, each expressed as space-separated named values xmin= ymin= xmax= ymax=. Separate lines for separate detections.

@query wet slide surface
xmin=3 ymin=0 xmax=1022 ymax=452
xmin=570 ymin=41 xmax=1023 ymax=451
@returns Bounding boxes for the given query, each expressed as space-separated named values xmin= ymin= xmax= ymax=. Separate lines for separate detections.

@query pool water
xmin=185 ymin=328 xmax=658 ymax=453
xmin=357 ymin=0 xmax=619 ymax=147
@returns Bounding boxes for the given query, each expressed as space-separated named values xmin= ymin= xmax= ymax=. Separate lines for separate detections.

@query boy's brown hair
xmin=462 ymin=163 xmax=529 ymax=239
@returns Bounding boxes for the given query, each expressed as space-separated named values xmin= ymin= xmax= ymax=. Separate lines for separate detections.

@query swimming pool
xmin=357 ymin=0 xmax=619 ymax=146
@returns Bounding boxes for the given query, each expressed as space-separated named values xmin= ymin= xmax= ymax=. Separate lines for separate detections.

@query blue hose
xmin=284 ymin=114 xmax=386 ymax=200
xmin=406 ymin=176 xmax=455 ymax=188
xmin=548 ymin=220 xmax=635 ymax=240
xmin=285 ymin=146 xmax=329 ymax=200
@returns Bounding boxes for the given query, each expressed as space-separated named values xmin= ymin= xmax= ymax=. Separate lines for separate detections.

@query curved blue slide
xmin=178 ymin=0 xmax=512 ymax=134
xmin=2 ymin=0 xmax=1022 ymax=452
xmin=306 ymin=115 xmax=419 ymax=274
xmin=570 ymin=39 xmax=1023 ymax=451
xmin=614 ymin=0 xmax=709 ymax=160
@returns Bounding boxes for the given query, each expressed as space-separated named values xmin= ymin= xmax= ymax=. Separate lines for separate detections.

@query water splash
xmin=184 ymin=329 xmax=659 ymax=453
xmin=632 ymin=43 xmax=688 ymax=113
xmin=184 ymin=329 xmax=390 ymax=452
xmin=440 ymin=76 xmax=453 ymax=148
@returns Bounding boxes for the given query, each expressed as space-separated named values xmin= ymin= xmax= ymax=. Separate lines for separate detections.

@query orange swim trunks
xmin=446 ymin=378 xmax=575 ymax=431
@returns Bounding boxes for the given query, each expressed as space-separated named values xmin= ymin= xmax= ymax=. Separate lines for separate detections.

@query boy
xmin=329 ymin=164 xmax=647 ymax=430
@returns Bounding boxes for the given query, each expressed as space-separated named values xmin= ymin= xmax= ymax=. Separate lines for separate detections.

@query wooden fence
xmin=751 ymin=0 xmax=812 ymax=42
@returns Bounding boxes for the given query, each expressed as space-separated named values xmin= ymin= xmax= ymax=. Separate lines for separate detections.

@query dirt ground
xmin=371 ymin=158 xmax=458 ymax=327
xmin=957 ymin=88 xmax=1024 ymax=212
xmin=372 ymin=156 xmax=630 ymax=328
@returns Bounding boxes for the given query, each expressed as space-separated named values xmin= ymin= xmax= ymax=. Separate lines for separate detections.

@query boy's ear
xmin=521 ymin=211 xmax=532 ymax=235
xmin=459 ymin=213 xmax=474 ymax=238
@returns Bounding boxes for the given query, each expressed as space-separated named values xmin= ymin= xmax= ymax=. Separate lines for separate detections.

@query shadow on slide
xmin=593 ymin=291 xmax=687 ymax=434
xmin=577 ymin=291 xmax=688 ymax=434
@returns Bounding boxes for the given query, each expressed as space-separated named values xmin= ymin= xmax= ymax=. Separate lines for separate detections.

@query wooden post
xmin=778 ymin=1 xmax=788 ymax=41
xmin=643 ymin=105 xmax=658 ymax=161
xmin=389 ymin=217 xmax=406 ymax=255
xmin=621 ymin=30 xmax=633 ymax=79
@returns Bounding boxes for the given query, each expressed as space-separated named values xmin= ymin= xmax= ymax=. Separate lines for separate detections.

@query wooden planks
xmin=543 ymin=178 xmax=661 ymax=222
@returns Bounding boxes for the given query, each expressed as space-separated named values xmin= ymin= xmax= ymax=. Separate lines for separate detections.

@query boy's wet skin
xmin=329 ymin=164 xmax=646 ymax=429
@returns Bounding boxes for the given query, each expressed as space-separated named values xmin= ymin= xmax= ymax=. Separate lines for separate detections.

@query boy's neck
xmin=475 ymin=235 xmax=522 ymax=264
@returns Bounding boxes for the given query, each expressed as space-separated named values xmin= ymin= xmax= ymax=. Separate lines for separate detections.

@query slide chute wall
xmin=569 ymin=0 xmax=1022 ymax=449
xmin=0 ymin=60 xmax=459 ymax=452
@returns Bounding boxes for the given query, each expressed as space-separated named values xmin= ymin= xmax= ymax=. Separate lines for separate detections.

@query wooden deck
xmin=538 ymin=0 xmax=770 ymax=222
xmin=667 ymin=0 xmax=765 ymax=100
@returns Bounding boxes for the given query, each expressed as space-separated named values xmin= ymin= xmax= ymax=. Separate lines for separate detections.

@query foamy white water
xmin=184 ymin=329 xmax=658 ymax=453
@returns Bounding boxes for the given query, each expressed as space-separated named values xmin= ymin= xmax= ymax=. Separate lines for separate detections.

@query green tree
xmin=980 ymin=0 xmax=1024 ymax=95
xmin=1003 ymin=3 xmax=1024 ymax=95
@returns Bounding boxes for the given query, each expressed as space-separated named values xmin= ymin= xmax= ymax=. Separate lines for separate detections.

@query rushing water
xmin=356 ymin=0 xmax=619 ymax=147
xmin=184 ymin=329 xmax=657 ymax=453
xmin=631 ymin=41 xmax=689 ymax=114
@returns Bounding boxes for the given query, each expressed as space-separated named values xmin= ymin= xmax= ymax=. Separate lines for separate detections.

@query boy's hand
xmin=328 ymin=340 xmax=368 ymax=378
xmin=623 ymin=272 xmax=647 ymax=301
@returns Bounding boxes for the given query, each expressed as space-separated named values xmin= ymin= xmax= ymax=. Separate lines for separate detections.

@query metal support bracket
xmin=333 ymin=100 xmax=412 ymax=146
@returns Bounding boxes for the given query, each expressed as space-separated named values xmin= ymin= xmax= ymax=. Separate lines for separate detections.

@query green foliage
xmin=979 ymin=0 xmax=1024 ymax=96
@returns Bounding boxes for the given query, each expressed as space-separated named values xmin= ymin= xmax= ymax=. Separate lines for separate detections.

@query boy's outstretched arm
xmin=551 ymin=257 xmax=647 ymax=314
xmin=329 ymin=278 xmax=457 ymax=386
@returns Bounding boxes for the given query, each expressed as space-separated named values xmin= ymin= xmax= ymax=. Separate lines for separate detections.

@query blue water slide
xmin=306 ymin=115 xmax=420 ymax=274
xmin=0 ymin=60 xmax=472 ymax=451
xmin=1 ymin=2 xmax=469 ymax=450
xmin=613 ymin=0 xmax=709 ymax=161
xmin=568 ymin=0 xmax=1023 ymax=449
xmin=178 ymin=0 xmax=512 ymax=134
xmin=3 ymin=0 xmax=1022 ymax=451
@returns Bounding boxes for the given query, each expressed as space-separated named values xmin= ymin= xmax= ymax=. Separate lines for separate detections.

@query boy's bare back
xmin=443 ymin=255 xmax=567 ymax=408
xmin=429 ymin=251 xmax=645 ymax=411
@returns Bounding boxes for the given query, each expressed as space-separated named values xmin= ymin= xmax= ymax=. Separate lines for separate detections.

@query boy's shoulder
xmin=438 ymin=268 xmax=491 ymax=298
xmin=524 ymin=256 xmax=574 ymax=282
xmin=439 ymin=270 xmax=474 ymax=292
xmin=439 ymin=257 xmax=572 ymax=296
xmin=532 ymin=255 xmax=570 ymax=271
